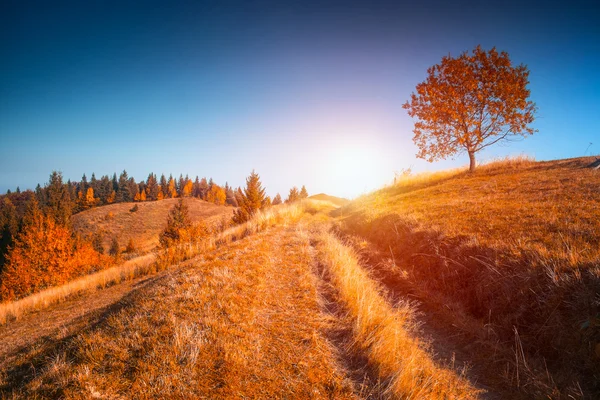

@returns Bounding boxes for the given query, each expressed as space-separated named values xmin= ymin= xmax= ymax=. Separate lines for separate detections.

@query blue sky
xmin=1 ymin=0 xmax=598 ymax=198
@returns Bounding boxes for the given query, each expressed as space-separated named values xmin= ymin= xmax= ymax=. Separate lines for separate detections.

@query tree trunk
xmin=468 ymin=150 xmax=476 ymax=172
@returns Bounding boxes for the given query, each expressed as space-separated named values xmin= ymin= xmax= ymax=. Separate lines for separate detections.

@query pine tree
xmin=286 ymin=187 xmax=300 ymax=204
xmin=109 ymin=237 xmax=120 ymax=257
xmin=159 ymin=174 xmax=168 ymax=198
xmin=159 ymin=199 xmax=192 ymax=246
xmin=232 ymin=171 xmax=267 ymax=224
xmin=146 ymin=173 xmax=159 ymax=201
xmin=198 ymin=177 xmax=209 ymax=200
xmin=116 ymin=170 xmax=131 ymax=202
xmin=225 ymin=183 xmax=238 ymax=207
xmin=0 ymin=198 xmax=19 ymax=268
xmin=272 ymin=193 xmax=282 ymax=205
xmin=299 ymin=185 xmax=308 ymax=199
xmin=46 ymin=171 xmax=73 ymax=225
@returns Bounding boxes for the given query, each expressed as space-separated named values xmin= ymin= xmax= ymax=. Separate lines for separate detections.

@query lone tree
xmin=232 ymin=171 xmax=267 ymax=224
xmin=403 ymin=45 xmax=536 ymax=171
xmin=159 ymin=199 xmax=192 ymax=246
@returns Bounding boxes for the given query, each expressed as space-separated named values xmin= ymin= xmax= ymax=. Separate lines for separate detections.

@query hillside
xmin=336 ymin=156 xmax=600 ymax=397
xmin=73 ymin=198 xmax=233 ymax=254
xmin=309 ymin=193 xmax=349 ymax=207
xmin=2 ymin=158 xmax=599 ymax=398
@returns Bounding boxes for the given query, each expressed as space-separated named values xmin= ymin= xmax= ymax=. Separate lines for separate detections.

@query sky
xmin=1 ymin=0 xmax=599 ymax=199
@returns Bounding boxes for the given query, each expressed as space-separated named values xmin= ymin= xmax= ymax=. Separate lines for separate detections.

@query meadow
xmin=1 ymin=157 xmax=599 ymax=398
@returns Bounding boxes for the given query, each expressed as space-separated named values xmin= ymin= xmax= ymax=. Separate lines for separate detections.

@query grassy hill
xmin=309 ymin=193 xmax=349 ymax=207
xmin=2 ymin=158 xmax=599 ymax=398
xmin=336 ymin=156 xmax=600 ymax=396
xmin=73 ymin=198 xmax=233 ymax=254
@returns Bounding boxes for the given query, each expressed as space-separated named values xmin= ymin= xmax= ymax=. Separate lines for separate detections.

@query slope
xmin=336 ymin=156 xmax=600 ymax=398
xmin=72 ymin=198 xmax=233 ymax=254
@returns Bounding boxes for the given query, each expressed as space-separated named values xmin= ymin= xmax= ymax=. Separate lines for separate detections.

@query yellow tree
xmin=168 ymin=177 xmax=178 ymax=198
xmin=182 ymin=179 xmax=193 ymax=197
xmin=107 ymin=190 xmax=116 ymax=204
xmin=85 ymin=187 xmax=96 ymax=207
xmin=140 ymin=190 xmax=147 ymax=201
xmin=206 ymin=184 xmax=226 ymax=206
xmin=403 ymin=45 xmax=536 ymax=171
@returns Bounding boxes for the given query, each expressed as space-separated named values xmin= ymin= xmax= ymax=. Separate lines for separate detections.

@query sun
xmin=326 ymin=142 xmax=388 ymax=198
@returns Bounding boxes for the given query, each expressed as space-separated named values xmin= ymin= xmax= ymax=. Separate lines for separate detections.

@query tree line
xmin=0 ymin=169 xmax=309 ymax=301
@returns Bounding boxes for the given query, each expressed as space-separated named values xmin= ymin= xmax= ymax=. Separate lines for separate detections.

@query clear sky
xmin=1 ymin=0 xmax=598 ymax=198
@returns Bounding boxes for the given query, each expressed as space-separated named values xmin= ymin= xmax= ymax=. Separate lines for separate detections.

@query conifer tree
xmin=272 ymin=193 xmax=282 ymax=205
xmin=159 ymin=199 xmax=192 ymax=246
xmin=299 ymin=185 xmax=308 ymax=199
xmin=159 ymin=174 xmax=168 ymax=198
xmin=146 ymin=173 xmax=159 ymax=200
xmin=117 ymin=170 xmax=131 ymax=202
xmin=225 ymin=183 xmax=238 ymax=207
xmin=286 ymin=187 xmax=300 ymax=204
xmin=192 ymin=176 xmax=201 ymax=198
xmin=232 ymin=171 xmax=267 ymax=224
xmin=46 ymin=171 xmax=73 ymax=225
xmin=0 ymin=198 xmax=19 ymax=268
xmin=198 ymin=177 xmax=209 ymax=200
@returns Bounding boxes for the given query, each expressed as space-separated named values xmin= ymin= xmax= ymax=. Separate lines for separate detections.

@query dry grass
xmin=1 ymin=225 xmax=356 ymax=399
xmin=315 ymin=229 xmax=480 ymax=399
xmin=0 ymin=200 xmax=329 ymax=326
xmin=338 ymin=156 xmax=600 ymax=397
xmin=0 ymin=254 xmax=155 ymax=325
xmin=73 ymin=198 xmax=233 ymax=254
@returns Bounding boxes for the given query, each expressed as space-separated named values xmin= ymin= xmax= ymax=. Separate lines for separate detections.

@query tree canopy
xmin=403 ymin=45 xmax=536 ymax=171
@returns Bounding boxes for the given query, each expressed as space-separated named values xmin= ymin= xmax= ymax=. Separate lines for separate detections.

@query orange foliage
xmin=206 ymin=184 xmax=226 ymax=205
xmin=403 ymin=45 xmax=536 ymax=171
xmin=0 ymin=215 xmax=111 ymax=301
xmin=182 ymin=179 xmax=193 ymax=197
xmin=107 ymin=190 xmax=116 ymax=204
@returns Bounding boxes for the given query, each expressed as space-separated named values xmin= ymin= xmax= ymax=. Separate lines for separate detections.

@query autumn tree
xmin=160 ymin=199 xmax=192 ymax=246
xmin=167 ymin=175 xmax=178 ymax=198
xmin=272 ymin=193 xmax=282 ymax=205
xmin=232 ymin=171 xmax=267 ymax=224
xmin=207 ymin=184 xmax=226 ymax=206
xmin=0 ymin=203 xmax=108 ymax=301
xmin=403 ymin=45 xmax=536 ymax=171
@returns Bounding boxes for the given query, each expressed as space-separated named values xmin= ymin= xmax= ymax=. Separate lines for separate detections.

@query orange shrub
xmin=0 ymin=215 xmax=111 ymax=301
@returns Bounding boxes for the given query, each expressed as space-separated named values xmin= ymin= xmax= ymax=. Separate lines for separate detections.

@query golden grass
xmin=0 ymin=254 xmax=155 ymax=325
xmin=0 ymin=200 xmax=325 ymax=327
xmin=316 ymin=229 xmax=480 ymax=399
xmin=2 ymin=225 xmax=356 ymax=399
xmin=73 ymin=197 xmax=233 ymax=254
xmin=338 ymin=156 xmax=600 ymax=397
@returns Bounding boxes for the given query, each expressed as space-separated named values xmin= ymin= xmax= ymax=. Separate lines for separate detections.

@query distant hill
xmin=73 ymin=198 xmax=233 ymax=254
xmin=308 ymin=193 xmax=349 ymax=207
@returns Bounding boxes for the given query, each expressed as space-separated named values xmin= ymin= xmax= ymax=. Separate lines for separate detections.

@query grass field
xmin=337 ymin=156 xmax=600 ymax=397
xmin=2 ymin=157 xmax=599 ymax=398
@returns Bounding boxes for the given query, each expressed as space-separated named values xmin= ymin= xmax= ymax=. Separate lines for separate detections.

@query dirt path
xmin=0 ymin=273 xmax=164 ymax=371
